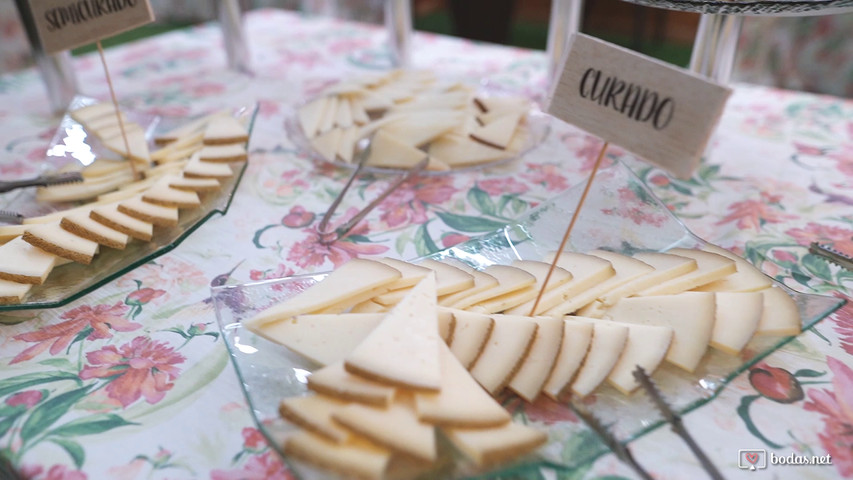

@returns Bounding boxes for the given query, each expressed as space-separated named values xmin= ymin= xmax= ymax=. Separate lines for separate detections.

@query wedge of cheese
xmin=569 ymin=319 xmax=629 ymax=397
xmin=693 ymin=244 xmax=773 ymax=293
xmin=415 ymin=344 xmax=511 ymax=428
xmin=603 ymin=292 xmax=716 ymax=372
xmin=166 ymin=175 xmax=221 ymax=193
xmin=0 ymin=278 xmax=32 ymax=305
xmin=154 ymin=111 xmax=228 ymax=145
xmin=142 ymin=182 xmax=201 ymax=209
xmin=638 ymin=248 xmax=736 ymax=296
xmin=318 ymin=96 xmax=339 ymax=134
xmin=544 ymin=250 xmax=654 ymax=317
xmin=245 ymin=259 xmax=401 ymax=330
xmin=344 ymin=274 xmax=442 ymax=391
xmin=443 ymin=308 xmax=494 ymax=368
xmin=607 ymin=322 xmax=673 ymax=394
xmin=375 ymin=258 xmax=430 ymax=290
xmin=443 ymin=421 xmax=547 ymax=467
xmin=118 ymin=196 xmax=179 ymax=227
xmin=507 ymin=315 xmax=565 ymax=402
xmin=183 ymin=153 xmax=234 ymax=179
xmin=711 ymin=291 xmax=763 ymax=355
xmin=70 ymin=102 xmax=116 ymax=124
xmin=310 ymin=128 xmax=343 ymax=162
xmin=279 ymin=394 xmax=351 ymax=443
xmin=284 ymin=430 xmax=390 ymax=480
xmin=469 ymin=314 xmax=537 ymax=394
xmin=380 ymin=111 xmax=462 ymax=147
xmin=331 ymin=396 xmax=437 ymax=462
xmin=36 ymin=169 xmax=136 ymax=202
xmin=364 ymin=130 xmax=428 ymax=170
xmin=452 ymin=265 xmax=536 ymax=310
xmin=102 ymin=128 xmax=151 ymax=164
xmin=418 ymin=259 xmax=475 ymax=296
xmin=254 ymin=313 xmax=384 ymax=366
xmin=60 ymin=211 xmax=129 ymax=250
xmin=427 ymin=134 xmax=510 ymax=168
xmin=89 ymin=204 xmax=154 ymax=242
xmin=542 ymin=319 xmax=593 ymax=399
xmin=307 ymin=361 xmax=395 ymax=407
xmin=336 ymin=126 xmax=359 ymax=163
xmin=438 ymin=309 xmax=456 ymax=343
xmin=756 ymin=286 xmax=801 ymax=336
xmin=600 ymin=251 xmax=697 ymax=306
xmin=203 ymin=114 xmax=249 ymax=145
xmin=506 ymin=252 xmax=614 ymax=315
xmin=23 ymin=222 xmax=99 ymax=265
xmin=439 ymin=268 xmax=498 ymax=308
xmin=298 ymin=97 xmax=328 ymax=138
xmin=473 ymin=95 xmax=530 ymax=115
xmin=471 ymin=261 xmax=573 ymax=314
xmin=198 ymin=143 xmax=248 ymax=163
xmin=469 ymin=112 xmax=522 ymax=150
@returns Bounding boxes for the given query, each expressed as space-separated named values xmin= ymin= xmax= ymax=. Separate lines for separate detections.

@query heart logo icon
xmin=745 ymin=452 xmax=759 ymax=464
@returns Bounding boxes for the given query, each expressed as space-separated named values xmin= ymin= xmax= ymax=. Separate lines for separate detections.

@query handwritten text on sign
xmin=28 ymin=0 xmax=154 ymax=54
xmin=547 ymin=34 xmax=731 ymax=179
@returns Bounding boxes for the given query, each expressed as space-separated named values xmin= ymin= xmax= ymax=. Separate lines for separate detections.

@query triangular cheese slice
xmin=70 ymin=102 xmax=116 ymax=124
xmin=299 ymin=96 xmax=328 ymax=138
xmin=117 ymin=196 xmax=179 ymax=227
xmin=0 ymin=236 xmax=60 ymax=285
xmin=336 ymin=126 xmax=359 ymax=163
xmin=317 ymin=96 xmax=339 ymax=134
xmin=142 ymin=182 xmax=201 ymax=209
xmin=90 ymin=204 xmax=153 ymax=241
xmin=443 ymin=421 xmax=546 ymax=467
xmin=375 ymin=257 xmax=430 ymax=289
xmin=418 ymin=259 xmax=475 ymax=296
xmin=279 ymin=394 xmax=351 ymax=443
xmin=23 ymin=222 xmax=99 ymax=265
xmin=284 ymin=430 xmax=390 ymax=480
xmin=415 ymin=344 xmax=511 ymax=428
xmin=603 ymin=291 xmax=716 ymax=372
xmin=102 ymin=129 xmax=151 ymax=164
xmin=332 ymin=395 xmax=437 ymax=462
xmin=756 ymin=286 xmax=801 ymax=336
xmin=469 ymin=112 xmax=521 ymax=150
xmin=507 ymin=315 xmax=565 ymax=402
xmin=469 ymin=314 xmax=537 ymax=394
xmin=568 ymin=318 xmax=629 ymax=397
xmin=506 ymin=253 xmax=614 ymax=315
xmin=183 ymin=153 xmax=233 ymax=179
xmin=428 ymin=133 xmax=509 ymax=167
xmin=198 ymin=143 xmax=248 ymax=163
xmin=60 ymin=211 xmax=129 ymax=250
xmin=335 ymin=97 xmax=354 ymax=129
xmin=349 ymin=97 xmax=370 ymax=125
xmin=443 ymin=308 xmax=494 ymax=368
xmin=245 ymin=258 xmax=401 ymax=329
xmin=693 ymin=244 xmax=773 ymax=292
xmin=600 ymin=251 xmax=698 ymax=306
xmin=154 ymin=111 xmax=228 ymax=145
xmin=542 ymin=319 xmax=593 ymax=399
xmin=438 ymin=268 xmax=497 ymax=308
xmin=307 ymin=361 xmax=395 ymax=407
xmin=638 ymin=248 xmax=736 ymax=296
xmin=0 ymin=278 xmax=32 ymax=305
xmin=452 ymin=265 xmax=536 ymax=310
xmin=202 ymin=115 xmax=248 ymax=145
xmin=364 ymin=130 xmax=427 ymax=169
xmin=711 ymin=291 xmax=763 ymax=354
xmin=254 ymin=313 xmax=384 ymax=366
xmin=607 ymin=322 xmax=673 ymax=394
xmin=438 ymin=308 xmax=456 ymax=343
xmin=166 ymin=175 xmax=221 ymax=193
xmin=473 ymin=95 xmax=530 ymax=115
xmin=380 ymin=112 xmax=462 ymax=147
xmin=471 ymin=261 xmax=573 ymax=314
xmin=344 ymin=274 xmax=442 ymax=391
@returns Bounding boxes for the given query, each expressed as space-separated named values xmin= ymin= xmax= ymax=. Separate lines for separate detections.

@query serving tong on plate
xmin=809 ymin=242 xmax=853 ymax=272
xmin=572 ymin=366 xmax=725 ymax=480
xmin=0 ymin=171 xmax=83 ymax=194
xmin=317 ymin=139 xmax=428 ymax=245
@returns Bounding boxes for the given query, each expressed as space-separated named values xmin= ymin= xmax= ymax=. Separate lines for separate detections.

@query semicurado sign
xmin=28 ymin=0 xmax=154 ymax=54
xmin=547 ymin=34 xmax=731 ymax=180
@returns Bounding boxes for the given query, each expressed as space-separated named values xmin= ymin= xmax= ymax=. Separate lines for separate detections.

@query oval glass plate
xmin=211 ymin=160 xmax=844 ymax=478
xmin=619 ymin=0 xmax=853 ymax=15
xmin=285 ymin=87 xmax=551 ymax=177
xmin=0 ymin=96 xmax=258 ymax=312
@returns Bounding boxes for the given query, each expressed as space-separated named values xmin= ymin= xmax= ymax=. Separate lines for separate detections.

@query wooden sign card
xmin=26 ymin=0 xmax=155 ymax=54
xmin=547 ymin=34 xmax=732 ymax=179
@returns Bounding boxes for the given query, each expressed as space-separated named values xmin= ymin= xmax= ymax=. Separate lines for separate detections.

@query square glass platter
xmin=0 ymin=96 xmax=258 ymax=312
xmin=211 ymin=160 xmax=845 ymax=479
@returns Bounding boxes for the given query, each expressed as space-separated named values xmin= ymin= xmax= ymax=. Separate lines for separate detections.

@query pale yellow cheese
xmin=318 ymin=95 xmax=339 ymax=134
xmin=0 ymin=225 xmax=27 ymax=244
xmin=638 ymin=248 xmax=736 ymax=296
xmin=474 ymin=95 xmax=530 ymax=115
xmin=0 ymin=278 xmax=33 ymax=304
xmin=183 ymin=153 xmax=233 ymax=179
xmin=379 ymin=111 xmax=462 ymax=147
xmin=24 ymin=222 xmax=99 ymax=264
xmin=506 ymin=252 xmax=614 ymax=315
xmin=279 ymin=394 xmax=351 ymax=443
xmin=89 ymin=204 xmax=154 ymax=242
xmin=469 ymin=112 xmax=521 ymax=150
xmin=336 ymin=126 xmax=359 ymax=163
xmin=507 ymin=315 xmax=565 ymax=402
xmin=603 ymin=291 xmax=716 ymax=372
xmin=756 ymin=286 xmax=801 ymax=336
xmin=335 ymin=96 xmax=354 ymax=129
xmin=415 ymin=344 xmax=511 ymax=428
xmin=442 ymin=308 xmax=494 ymax=368
xmin=154 ymin=111 xmax=228 ymax=145
xmin=299 ymin=97 xmax=329 ymax=138
xmin=245 ymin=258 xmax=401 ymax=329
xmin=307 ymin=362 xmax=395 ymax=407
xmin=254 ymin=313 xmax=384 ymax=366
xmin=349 ymin=300 xmax=389 ymax=314
xmin=364 ymin=130 xmax=428 ymax=170
xmin=693 ymin=244 xmax=773 ymax=292
xmin=349 ymin=97 xmax=370 ymax=125
xmin=427 ymin=133 xmax=509 ymax=168
xmin=344 ymin=274 xmax=442 ymax=391
xmin=35 ymin=169 xmax=136 ymax=203
xmin=438 ymin=309 xmax=455 ymax=343
xmin=60 ymin=211 xmax=129 ymax=250
xmin=85 ymin=111 xmax=127 ymax=131
xmin=418 ymin=258 xmax=475 ymax=296
xmin=711 ymin=291 xmax=763 ymax=354
xmin=452 ymin=265 xmax=536 ymax=310
xmin=94 ymin=122 xmax=145 ymax=141
xmin=102 ymin=128 xmax=151 ymax=163
xmin=166 ymin=175 xmax=221 ymax=193
xmin=544 ymin=250 xmax=653 ymax=316
xmin=331 ymin=396 xmax=437 ymax=462
xmin=310 ymin=128 xmax=343 ymax=162
xmin=284 ymin=430 xmax=390 ymax=480
xmin=600 ymin=251 xmax=697 ymax=306
xmin=438 ymin=268 xmax=497 ymax=307
xmin=372 ymin=286 xmax=412 ymax=307
xmin=375 ymin=257 xmax=431 ymax=289
xmin=470 ymin=259 xmax=575 ymax=314
xmin=443 ymin=421 xmax=547 ymax=467
xmin=203 ymin=115 xmax=248 ymax=145
xmin=568 ymin=318 xmax=629 ymax=397
xmin=469 ymin=314 xmax=537 ymax=394
xmin=607 ymin=322 xmax=673 ymax=394
xmin=198 ymin=143 xmax=248 ymax=163
xmin=542 ymin=319 xmax=593 ymax=399
xmin=142 ymin=182 xmax=201 ymax=209
xmin=70 ymin=102 xmax=116 ymax=123
xmin=118 ymin=196 xmax=179 ymax=226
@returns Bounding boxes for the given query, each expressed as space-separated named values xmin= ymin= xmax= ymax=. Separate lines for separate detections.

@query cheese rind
xmin=601 ymin=251 xmax=697 ymax=306
xmin=693 ymin=244 xmax=773 ymax=293
xmin=306 ymin=362 xmax=395 ymax=407
xmin=344 ymin=274 xmax=442 ymax=391
xmin=90 ymin=204 xmax=154 ymax=242
xmin=443 ymin=421 xmax=547 ymax=467
xmin=0 ymin=278 xmax=33 ymax=304
xmin=607 ymin=323 xmax=673 ymax=394
xmin=279 ymin=394 xmax=351 ymax=443
xmin=542 ymin=319 xmax=593 ymax=399
xmin=284 ymin=430 xmax=390 ymax=480
xmin=507 ymin=315 xmax=565 ymax=402
xmin=60 ymin=212 xmax=129 ymax=250
xmin=452 ymin=265 xmax=536 ymax=310
xmin=443 ymin=308 xmax=494 ymax=368
xmin=469 ymin=314 xmax=537 ymax=394
xmin=711 ymin=291 xmax=763 ymax=354
xmin=638 ymin=248 xmax=736 ymax=296
xmin=756 ymin=286 xmax=801 ymax=336
xmin=569 ymin=319 xmax=629 ymax=397
xmin=418 ymin=258 xmax=475 ymax=296
xmin=22 ymin=223 xmax=99 ymax=265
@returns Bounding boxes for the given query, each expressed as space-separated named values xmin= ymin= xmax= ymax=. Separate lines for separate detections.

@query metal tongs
xmin=809 ymin=242 xmax=853 ymax=272
xmin=317 ymin=142 xmax=428 ymax=245
xmin=0 ymin=171 xmax=83 ymax=194
xmin=572 ymin=366 xmax=725 ymax=480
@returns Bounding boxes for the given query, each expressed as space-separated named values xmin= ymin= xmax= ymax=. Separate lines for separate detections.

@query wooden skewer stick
xmin=528 ymin=140 xmax=609 ymax=316
xmin=96 ymin=40 xmax=140 ymax=181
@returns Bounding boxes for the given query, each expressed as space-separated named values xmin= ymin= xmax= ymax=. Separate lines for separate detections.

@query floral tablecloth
xmin=0 ymin=8 xmax=851 ymax=480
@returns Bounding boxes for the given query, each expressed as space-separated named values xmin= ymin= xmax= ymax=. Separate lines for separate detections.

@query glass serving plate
xmin=284 ymin=87 xmax=552 ymax=177
xmin=212 ymin=161 xmax=845 ymax=479
xmin=618 ymin=0 xmax=853 ymax=15
xmin=0 ymin=96 xmax=258 ymax=312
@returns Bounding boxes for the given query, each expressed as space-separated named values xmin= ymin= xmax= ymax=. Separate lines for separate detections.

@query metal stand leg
xmin=218 ymin=0 xmax=252 ymax=74
xmin=689 ymin=13 xmax=743 ymax=83
xmin=385 ymin=0 xmax=412 ymax=68
xmin=546 ymin=0 xmax=584 ymax=88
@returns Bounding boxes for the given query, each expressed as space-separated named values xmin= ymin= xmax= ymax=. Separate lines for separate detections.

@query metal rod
xmin=385 ymin=0 xmax=413 ymax=68
xmin=546 ymin=0 xmax=584 ymax=89
xmin=218 ymin=0 xmax=252 ymax=74
xmin=689 ymin=14 xmax=743 ymax=84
